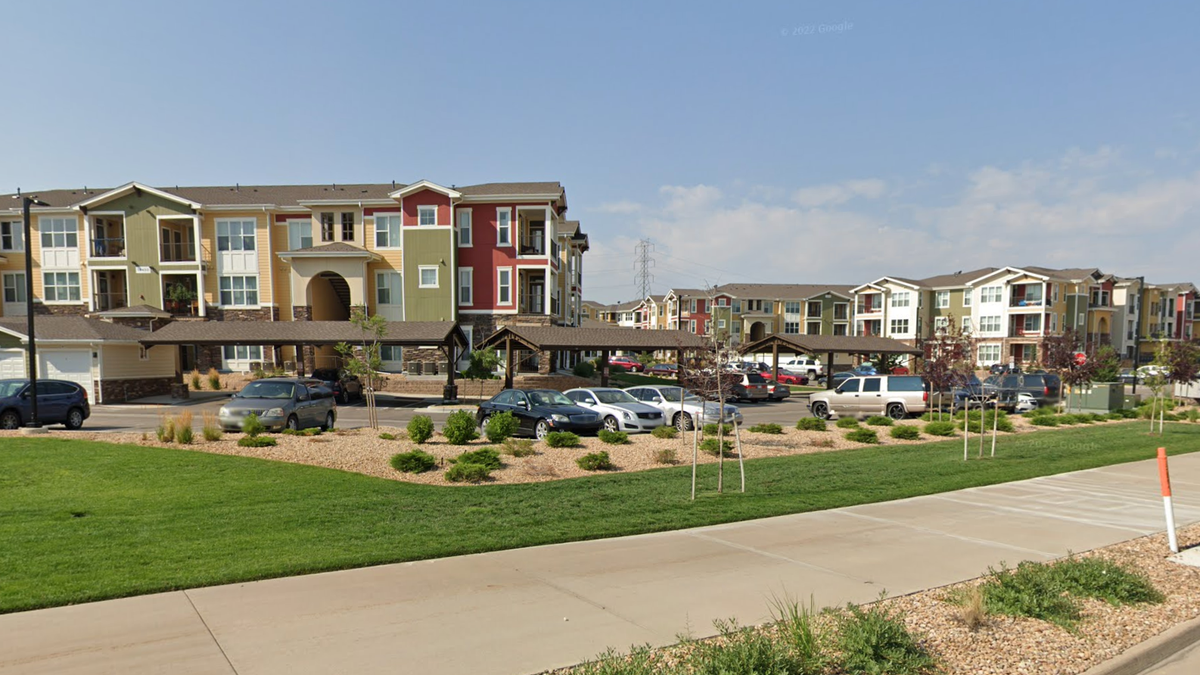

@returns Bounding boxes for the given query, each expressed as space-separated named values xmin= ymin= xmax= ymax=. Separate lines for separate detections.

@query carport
xmin=140 ymin=320 xmax=469 ymax=401
xmin=476 ymin=326 xmax=709 ymax=388
xmin=738 ymin=334 xmax=923 ymax=388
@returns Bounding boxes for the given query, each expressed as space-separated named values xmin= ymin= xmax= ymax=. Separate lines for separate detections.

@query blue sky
xmin=6 ymin=0 xmax=1200 ymax=303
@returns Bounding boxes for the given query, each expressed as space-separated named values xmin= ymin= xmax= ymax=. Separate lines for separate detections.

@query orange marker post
xmin=1158 ymin=447 xmax=1179 ymax=553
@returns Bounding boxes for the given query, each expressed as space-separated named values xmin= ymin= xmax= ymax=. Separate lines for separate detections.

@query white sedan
xmin=564 ymin=387 xmax=667 ymax=433
xmin=623 ymin=385 xmax=743 ymax=431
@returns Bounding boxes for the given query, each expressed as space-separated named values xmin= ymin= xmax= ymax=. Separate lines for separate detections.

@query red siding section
xmin=402 ymin=189 xmax=452 ymax=226
xmin=456 ymin=202 xmax=551 ymax=310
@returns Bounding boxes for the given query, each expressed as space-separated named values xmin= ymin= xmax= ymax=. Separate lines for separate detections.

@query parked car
xmin=1136 ymin=365 xmax=1169 ymax=381
xmin=218 ymin=378 xmax=337 ymax=432
xmin=989 ymin=363 xmax=1021 ymax=375
xmin=624 ymin=385 xmax=743 ymax=430
xmin=731 ymin=372 xmax=771 ymax=402
xmin=1012 ymin=392 xmax=1039 ymax=413
xmin=607 ymin=356 xmax=644 ymax=372
xmin=779 ymin=357 xmax=824 ymax=378
xmin=737 ymin=361 xmax=772 ymax=373
xmin=807 ymin=375 xmax=929 ymax=420
xmin=646 ymin=363 xmax=679 ymax=377
xmin=818 ymin=371 xmax=860 ymax=388
xmin=948 ymin=375 xmax=997 ymax=412
xmin=986 ymin=372 xmax=1062 ymax=410
xmin=564 ymin=387 xmax=666 ymax=433
xmin=0 ymin=378 xmax=90 ymax=430
xmin=772 ymin=369 xmax=809 ymax=386
xmin=476 ymin=389 xmax=602 ymax=439
xmin=309 ymin=368 xmax=363 ymax=404
xmin=765 ymin=381 xmax=792 ymax=401
xmin=1118 ymin=368 xmax=1141 ymax=385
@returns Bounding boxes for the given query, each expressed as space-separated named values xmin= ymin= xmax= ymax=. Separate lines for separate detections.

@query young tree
xmin=335 ymin=306 xmax=387 ymax=429
xmin=919 ymin=314 xmax=974 ymax=423
xmin=462 ymin=349 xmax=501 ymax=401
xmin=1040 ymin=328 xmax=1084 ymax=411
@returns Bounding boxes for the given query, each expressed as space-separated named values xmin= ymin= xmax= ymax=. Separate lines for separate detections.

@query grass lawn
xmin=2 ymin=422 xmax=1196 ymax=614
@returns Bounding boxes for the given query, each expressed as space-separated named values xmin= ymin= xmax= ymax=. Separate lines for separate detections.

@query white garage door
xmin=0 ymin=349 xmax=25 ymax=379
xmin=0 ymin=349 xmax=94 ymax=397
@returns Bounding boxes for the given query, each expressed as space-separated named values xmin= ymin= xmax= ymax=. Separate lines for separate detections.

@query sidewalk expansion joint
xmin=183 ymin=591 xmax=240 ymax=675
xmin=513 ymin=568 xmax=666 ymax=640
xmin=838 ymin=508 xmax=1061 ymax=559
xmin=684 ymin=531 xmax=876 ymax=585
xmin=931 ymin=493 xmax=1160 ymax=536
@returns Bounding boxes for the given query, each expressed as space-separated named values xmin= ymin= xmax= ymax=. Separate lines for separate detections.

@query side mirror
xmin=651 ymin=396 xmax=662 ymax=403
xmin=297 ymin=393 xmax=310 ymax=402
xmin=519 ymin=401 xmax=530 ymax=409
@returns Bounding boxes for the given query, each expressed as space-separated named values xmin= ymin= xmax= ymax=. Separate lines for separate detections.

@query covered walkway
xmin=739 ymin=334 xmax=923 ymax=387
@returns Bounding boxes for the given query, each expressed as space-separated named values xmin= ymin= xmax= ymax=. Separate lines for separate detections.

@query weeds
xmin=651 ymin=425 xmax=678 ymax=439
xmin=206 ymin=368 xmax=222 ymax=390
xmin=836 ymin=598 xmax=937 ymax=675
xmin=201 ymin=412 xmax=222 ymax=442
xmin=748 ymin=423 xmax=784 ymax=434
xmin=501 ymin=438 xmax=536 ymax=457
xmin=175 ymin=411 xmax=194 ymax=445
xmin=654 ymin=448 xmax=677 ymax=464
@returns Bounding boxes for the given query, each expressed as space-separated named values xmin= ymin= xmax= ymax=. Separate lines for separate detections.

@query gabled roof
xmin=850 ymin=276 xmax=922 ymax=293
xmin=916 ymin=267 xmax=999 ymax=289
xmin=712 ymin=283 xmax=856 ymax=301
xmin=276 ymin=242 xmax=379 ymax=260
xmin=0 ymin=317 xmax=149 ymax=342
xmin=1019 ymin=266 xmax=1101 ymax=282
xmin=75 ymin=181 xmax=202 ymax=210
xmin=738 ymin=333 xmax=923 ymax=357
xmin=94 ymin=304 xmax=172 ymax=319
xmin=140 ymin=320 xmax=466 ymax=347
xmin=388 ymin=180 xmax=462 ymax=200
xmin=478 ymin=325 xmax=707 ymax=351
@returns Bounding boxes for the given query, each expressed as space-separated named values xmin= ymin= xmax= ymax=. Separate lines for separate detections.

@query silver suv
xmin=807 ymin=375 xmax=927 ymax=420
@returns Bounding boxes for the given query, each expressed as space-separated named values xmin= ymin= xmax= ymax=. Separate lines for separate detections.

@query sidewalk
xmin=4 ymin=454 xmax=1199 ymax=675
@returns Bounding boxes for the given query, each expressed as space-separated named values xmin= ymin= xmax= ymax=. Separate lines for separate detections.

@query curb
xmin=1081 ymin=613 xmax=1200 ymax=675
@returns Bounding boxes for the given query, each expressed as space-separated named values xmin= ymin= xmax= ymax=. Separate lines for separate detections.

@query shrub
xmin=407 ymin=415 xmax=435 ymax=444
xmin=924 ymin=421 xmax=956 ymax=436
xmin=1058 ymin=414 xmax=1089 ymax=425
xmin=1051 ymin=556 xmax=1165 ymax=606
xmin=484 ymin=411 xmax=519 ymax=443
xmin=207 ymin=368 xmax=222 ymax=390
xmin=283 ymin=427 xmax=322 ymax=437
xmin=703 ymin=423 xmax=733 ymax=436
xmin=390 ymin=450 xmax=437 ymax=473
xmin=189 ymin=370 xmax=203 ymax=391
xmin=748 ymin=423 xmax=783 ymax=434
xmin=810 ymin=437 xmax=836 ymax=448
xmin=1028 ymin=405 xmax=1056 ymax=417
xmin=242 ymin=413 xmax=266 ymax=438
xmin=865 ymin=415 xmax=894 ymax=427
xmin=796 ymin=417 xmax=827 ymax=432
xmin=576 ymin=451 xmax=614 ymax=471
xmin=689 ymin=618 xmax=813 ymax=675
xmin=919 ymin=412 xmax=935 ymax=422
xmin=957 ymin=411 xmax=1014 ymax=433
xmin=156 ymin=415 xmax=176 ymax=443
xmin=544 ymin=431 xmax=581 ymax=447
xmin=836 ymin=601 xmax=937 ymax=675
xmin=501 ymin=438 xmax=536 ymax=457
xmin=598 ymin=429 xmax=629 ymax=444
xmin=700 ymin=438 xmax=734 ymax=456
xmin=378 ymin=432 xmax=397 ymax=441
xmin=1186 ymin=408 xmax=1200 ymax=423
xmin=1030 ymin=415 xmax=1060 ymax=427
xmin=443 ymin=410 xmax=480 ymax=445
xmin=651 ymin=425 xmax=678 ymax=439
xmin=237 ymin=435 xmax=277 ymax=448
xmin=451 ymin=448 xmax=502 ymax=470
xmin=981 ymin=561 xmax=1082 ymax=629
xmin=1104 ymin=411 xmax=1126 ymax=421
xmin=654 ymin=447 xmax=677 ymax=464
xmin=445 ymin=462 xmax=492 ymax=483
xmin=572 ymin=361 xmax=596 ymax=378
xmin=835 ymin=417 xmax=859 ymax=429
xmin=890 ymin=425 xmax=921 ymax=440
xmin=845 ymin=428 xmax=879 ymax=444
xmin=609 ymin=364 xmax=627 ymax=374
xmin=175 ymin=411 xmax=194 ymax=445
xmin=201 ymin=412 xmax=222 ymax=442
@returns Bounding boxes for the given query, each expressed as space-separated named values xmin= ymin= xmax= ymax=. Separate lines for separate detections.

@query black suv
xmin=987 ymin=372 xmax=1062 ymax=409
xmin=309 ymin=368 xmax=363 ymax=404
xmin=0 ymin=378 xmax=91 ymax=429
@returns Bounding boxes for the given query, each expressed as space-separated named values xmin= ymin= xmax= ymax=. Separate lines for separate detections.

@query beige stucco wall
xmin=101 ymin=344 xmax=176 ymax=380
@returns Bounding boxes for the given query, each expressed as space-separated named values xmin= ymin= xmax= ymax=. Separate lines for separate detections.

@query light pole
xmin=14 ymin=191 xmax=48 ymax=428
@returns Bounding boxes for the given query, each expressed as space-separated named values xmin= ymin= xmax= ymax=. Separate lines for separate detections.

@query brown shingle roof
xmin=0 ymin=317 xmax=149 ymax=342
xmin=457 ymin=182 xmax=563 ymax=197
xmin=282 ymin=242 xmax=374 ymax=255
xmin=916 ymin=267 xmax=1000 ymax=288
xmin=739 ymin=333 xmax=922 ymax=356
xmin=141 ymin=320 xmax=464 ymax=346
xmin=94 ymin=304 xmax=173 ymax=319
xmin=479 ymin=325 xmax=707 ymax=351
xmin=713 ymin=283 xmax=856 ymax=300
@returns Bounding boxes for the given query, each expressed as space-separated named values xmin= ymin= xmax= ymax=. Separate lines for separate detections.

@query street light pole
xmin=16 ymin=192 xmax=47 ymax=428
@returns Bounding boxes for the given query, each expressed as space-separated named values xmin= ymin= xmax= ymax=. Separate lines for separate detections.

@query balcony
xmin=160 ymin=240 xmax=197 ymax=263
xmin=1008 ymin=296 xmax=1044 ymax=308
xmin=93 ymin=291 xmax=127 ymax=312
xmin=519 ymin=293 xmax=545 ymax=315
xmin=92 ymin=237 xmax=126 ymax=258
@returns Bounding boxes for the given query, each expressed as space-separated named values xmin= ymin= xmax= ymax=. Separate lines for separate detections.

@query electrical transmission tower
xmin=633 ymin=238 xmax=656 ymax=299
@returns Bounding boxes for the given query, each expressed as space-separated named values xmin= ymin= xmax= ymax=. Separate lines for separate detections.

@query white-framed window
xmin=784 ymin=321 xmax=800 ymax=334
xmin=1051 ymin=313 xmax=1058 ymax=332
xmin=963 ymin=290 xmax=972 ymax=306
xmin=216 ymin=219 xmax=256 ymax=252
xmin=496 ymin=209 xmax=512 ymax=246
xmin=980 ymin=285 xmax=1002 ymax=303
xmin=784 ymin=301 xmax=801 ymax=315
xmin=978 ymin=344 xmax=1001 ymax=365
xmin=1051 ymin=284 xmax=1059 ymax=303
xmin=218 ymin=275 xmax=259 ymax=306
xmin=497 ymin=267 xmax=512 ymax=305
xmin=689 ymin=299 xmax=697 ymax=313
xmin=889 ymin=318 xmax=909 ymax=334
xmin=933 ymin=316 xmax=949 ymax=332
xmin=139 ymin=345 xmax=150 ymax=361
xmin=717 ymin=319 xmax=726 ymax=329
xmin=42 ymin=271 xmax=81 ymax=302
xmin=979 ymin=315 xmax=1001 ymax=332
xmin=935 ymin=291 xmax=950 ymax=308
xmin=806 ymin=321 xmax=822 ymax=335
xmin=418 ymin=265 xmax=439 ymax=289
xmin=374 ymin=214 xmax=401 ymax=248
xmin=458 ymin=268 xmax=473 ymax=305
xmin=962 ymin=316 xmax=972 ymax=333
xmin=457 ymin=209 xmax=472 ymax=247
xmin=376 ymin=271 xmax=402 ymax=307
xmin=223 ymin=345 xmax=264 ymax=368
xmin=891 ymin=291 xmax=910 ymax=308
xmin=380 ymin=345 xmax=403 ymax=365
xmin=288 ymin=220 xmax=313 ymax=250
xmin=40 ymin=217 xmax=78 ymax=249
xmin=418 ymin=206 xmax=437 ymax=227
xmin=3 ymin=272 xmax=26 ymax=304
xmin=1077 ymin=312 xmax=1085 ymax=327
xmin=0 ymin=221 xmax=24 ymax=251
xmin=731 ymin=322 xmax=740 ymax=334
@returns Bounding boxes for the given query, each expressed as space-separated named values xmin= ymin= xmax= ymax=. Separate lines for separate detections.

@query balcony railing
xmin=519 ymin=294 xmax=545 ymax=314
xmin=92 ymin=238 xmax=126 ymax=258
xmin=164 ymin=298 xmax=199 ymax=317
xmin=855 ymin=303 xmax=880 ymax=314
xmin=93 ymin=292 xmax=128 ymax=312
xmin=160 ymin=242 xmax=197 ymax=262
xmin=1009 ymin=296 xmax=1044 ymax=307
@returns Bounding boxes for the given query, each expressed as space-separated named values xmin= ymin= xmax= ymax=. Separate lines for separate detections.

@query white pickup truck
xmin=777 ymin=356 xmax=825 ymax=379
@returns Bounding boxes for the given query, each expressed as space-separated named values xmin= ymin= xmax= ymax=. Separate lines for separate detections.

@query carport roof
xmin=478 ymin=325 xmax=708 ymax=351
xmin=739 ymin=333 xmax=922 ymax=356
xmin=0 ymin=317 xmax=148 ymax=343
xmin=139 ymin=320 xmax=467 ymax=347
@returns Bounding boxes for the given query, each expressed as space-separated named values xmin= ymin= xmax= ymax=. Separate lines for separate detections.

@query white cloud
xmin=791 ymin=178 xmax=887 ymax=208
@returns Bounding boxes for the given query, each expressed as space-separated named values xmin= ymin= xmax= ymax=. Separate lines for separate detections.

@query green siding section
xmin=0 ymin=334 xmax=21 ymax=349
xmin=1066 ymin=296 xmax=1082 ymax=329
xmin=91 ymin=191 xmax=196 ymax=309
xmin=402 ymin=228 xmax=455 ymax=321
xmin=927 ymin=289 xmax=968 ymax=333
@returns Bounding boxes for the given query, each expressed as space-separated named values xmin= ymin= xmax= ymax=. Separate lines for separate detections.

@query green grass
xmin=1 ymin=422 xmax=1194 ymax=614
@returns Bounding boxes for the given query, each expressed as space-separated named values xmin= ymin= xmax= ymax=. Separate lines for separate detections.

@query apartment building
xmin=0 ymin=179 xmax=587 ymax=397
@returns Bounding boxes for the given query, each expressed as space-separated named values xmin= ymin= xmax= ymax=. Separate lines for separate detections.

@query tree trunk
xmin=734 ymin=414 xmax=745 ymax=493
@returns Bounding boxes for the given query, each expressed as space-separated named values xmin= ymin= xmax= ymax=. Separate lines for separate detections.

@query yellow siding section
xmin=26 ymin=213 xmax=88 ymax=305
xmin=101 ymin=344 xmax=176 ymax=380
xmin=200 ymin=212 xmax=271 ymax=309
xmin=270 ymin=218 xmax=292 ymax=318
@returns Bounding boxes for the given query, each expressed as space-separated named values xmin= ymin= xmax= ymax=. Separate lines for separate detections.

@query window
xmin=889 ymin=318 xmax=909 ymax=334
xmin=862 ymin=378 xmax=881 ymax=393
xmin=216 ymin=220 xmax=256 ymax=251
xmin=0 ymin=221 xmax=23 ymax=251
xmin=1052 ymin=284 xmax=1059 ymax=303
xmin=933 ymin=316 xmax=949 ymax=332
xmin=418 ymin=265 xmax=439 ymax=289
xmin=496 ymin=209 xmax=512 ymax=246
xmin=784 ymin=321 xmax=800 ymax=334
xmin=717 ymin=297 xmax=728 ymax=307
xmin=833 ymin=303 xmax=849 ymax=320
xmin=980 ymin=285 xmax=1002 ymax=303
xmin=320 ymin=213 xmax=334 ymax=242
xmin=806 ymin=321 xmax=821 ymax=335
xmin=731 ymin=322 xmax=740 ymax=334
xmin=223 ymin=345 xmax=263 ymax=363
xmin=40 ymin=217 xmax=78 ymax=249
xmin=219 ymin=276 xmax=258 ymax=306
xmin=978 ymin=344 xmax=1001 ymax=365
xmin=3 ymin=273 xmax=26 ymax=303
xmin=458 ymin=268 xmax=473 ymax=305
xmin=341 ymin=212 xmax=355 ymax=241
xmin=784 ymin=301 xmax=801 ymax=315
xmin=732 ymin=300 xmax=741 ymax=313
xmin=806 ymin=301 xmax=821 ymax=317
xmin=962 ymin=316 xmax=972 ymax=332
xmin=376 ymin=272 xmax=402 ymax=306
xmin=891 ymin=291 xmax=911 ymax=308
xmin=1077 ymin=313 xmax=1085 ymax=328
xmin=717 ymin=319 xmax=726 ymax=329
xmin=42 ymin=272 xmax=80 ymax=302
xmin=375 ymin=214 xmax=401 ymax=248
xmin=418 ymin=206 xmax=437 ymax=227
xmin=935 ymin=291 xmax=950 ymax=308
xmin=457 ymin=210 xmax=472 ymax=246
xmin=979 ymin=315 xmax=1001 ymax=332
xmin=497 ymin=268 xmax=512 ymax=305
xmin=380 ymin=345 xmax=403 ymax=363
xmin=1051 ymin=314 xmax=1058 ymax=332
xmin=139 ymin=346 xmax=150 ymax=361
xmin=1022 ymin=314 xmax=1041 ymax=333
xmin=832 ymin=323 xmax=848 ymax=336
xmin=288 ymin=220 xmax=313 ymax=250
xmin=963 ymin=290 xmax=972 ymax=306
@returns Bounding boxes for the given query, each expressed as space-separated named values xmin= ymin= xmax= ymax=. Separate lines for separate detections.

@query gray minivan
xmin=807 ymin=375 xmax=928 ymax=420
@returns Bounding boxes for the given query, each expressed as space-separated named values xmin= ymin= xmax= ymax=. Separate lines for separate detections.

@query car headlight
xmin=622 ymin=411 xmax=633 ymax=420
xmin=552 ymin=414 xmax=569 ymax=423
xmin=265 ymin=407 xmax=285 ymax=417
xmin=218 ymin=407 xmax=230 ymax=416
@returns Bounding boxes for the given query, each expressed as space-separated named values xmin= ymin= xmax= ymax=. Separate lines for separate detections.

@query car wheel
xmin=65 ymin=408 xmax=85 ymax=430
xmin=603 ymin=416 xmax=620 ymax=433
xmin=535 ymin=419 xmax=551 ymax=440
xmin=887 ymin=403 xmax=906 ymax=420
xmin=810 ymin=402 xmax=830 ymax=420
xmin=674 ymin=412 xmax=694 ymax=431
xmin=286 ymin=415 xmax=299 ymax=431
xmin=321 ymin=411 xmax=335 ymax=431
xmin=336 ymin=392 xmax=347 ymax=405
xmin=479 ymin=415 xmax=492 ymax=433
xmin=0 ymin=409 xmax=21 ymax=429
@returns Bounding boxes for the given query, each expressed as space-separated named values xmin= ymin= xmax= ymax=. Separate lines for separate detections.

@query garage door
xmin=0 ymin=349 xmax=94 ymax=397
xmin=0 ymin=349 xmax=25 ymax=379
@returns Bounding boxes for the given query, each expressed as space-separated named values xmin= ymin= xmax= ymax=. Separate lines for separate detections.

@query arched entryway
xmin=749 ymin=321 xmax=767 ymax=342
xmin=307 ymin=272 xmax=352 ymax=369
xmin=1096 ymin=316 xmax=1109 ymax=341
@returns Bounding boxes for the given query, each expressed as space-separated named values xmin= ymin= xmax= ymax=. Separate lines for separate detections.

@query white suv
xmin=624 ymin=385 xmax=743 ymax=431
xmin=779 ymin=357 xmax=824 ymax=378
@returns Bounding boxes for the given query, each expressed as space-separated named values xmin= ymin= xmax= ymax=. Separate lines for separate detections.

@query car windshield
xmin=238 ymin=381 xmax=296 ymax=399
xmin=0 ymin=381 xmax=25 ymax=398
xmin=655 ymin=386 xmax=690 ymax=402
xmin=595 ymin=390 xmax=638 ymax=404
xmin=529 ymin=390 xmax=573 ymax=406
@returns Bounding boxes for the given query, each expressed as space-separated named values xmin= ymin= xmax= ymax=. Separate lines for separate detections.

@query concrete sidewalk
xmin=4 ymin=455 xmax=1200 ymax=675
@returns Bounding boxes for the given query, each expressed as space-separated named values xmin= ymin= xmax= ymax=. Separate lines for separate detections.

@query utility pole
xmin=633 ymin=238 xmax=655 ymax=300
xmin=1133 ymin=275 xmax=1145 ymax=393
